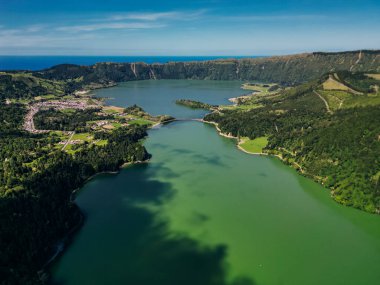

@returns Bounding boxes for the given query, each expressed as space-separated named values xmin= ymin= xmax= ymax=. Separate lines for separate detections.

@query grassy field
xmin=72 ymin=132 xmax=93 ymax=141
xmin=241 ymin=83 xmax=278 ymax=94
xmin=318 ymin=89 xmax=380 ymax=110
xmin=34 ymin=94 xmax=59 ymax=101
xmin=62 ymin=95 xmax=75 ymax=100
xmin=64 ymin=144 xmax=85 ymax=155
xmin=318 ymin=90 xmax=349 ymax=111
xmin=60 ymin=108 xmax=77 ymax=114
xmin=94 ymin=140 xmax=108 ymax=146
xmin=102 ymin=105 xmax=125 ymax=114
xmin=220 ymin=103 xmax=263 ymax=111
xmin=322 ymin=77 xmax=352 ymax=91
xmin=129 ymin=119 xmax=154 ymax=126
xmin=9 ymin=98 xmax=32 ymax=104
xmin=366 ymin=73 xmax=380 ymax=80
xmin=112 ymin=122 xmax=123 ymax=128
xmin=239 ymin=136 xmax=268 ymax=153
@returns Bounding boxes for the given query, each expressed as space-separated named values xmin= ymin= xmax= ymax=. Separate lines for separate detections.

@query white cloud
xmin=110 ymin=12 xmax=181 ymax=21
xmin=224 ymin=14 xmax=326 ymax=22
xmin=0 ymin=9 xmax=206 ymax=37
xmin=56 ymin=22 xmax=166 ymax=32
xmin=0 ymin=24 xmax=45 ymax=37
xmin=108 ymin=10 xmax=207 ymax=21
xmin=25 ymin=24 xmax=45 ymax=32
xmin=53 ymin=10 xmax=207 ymax=33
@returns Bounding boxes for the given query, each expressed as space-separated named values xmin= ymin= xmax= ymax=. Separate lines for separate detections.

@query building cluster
xmin=23 ymin=100 xmax=95 ymax=133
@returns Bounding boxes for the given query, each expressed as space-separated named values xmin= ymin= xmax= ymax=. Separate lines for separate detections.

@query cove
xmin=51 ymin=80 xmax=380 ymax=285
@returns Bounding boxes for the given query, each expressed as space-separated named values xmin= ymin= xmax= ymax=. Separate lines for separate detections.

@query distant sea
xmin=0 ymin=55 xmax=258 ymax=71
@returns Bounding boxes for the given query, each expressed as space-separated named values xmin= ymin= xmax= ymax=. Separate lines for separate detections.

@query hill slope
xmin=31 ymin=50 xmax=380 ymax=86
xmin=205 ymin=71 xmax=380 ymax=213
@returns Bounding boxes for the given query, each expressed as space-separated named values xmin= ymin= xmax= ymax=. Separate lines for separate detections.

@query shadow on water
xmin=150 ymin=141 xmax=229 ymax=168
xmin=166 ymin=144 xmax=229 ymax=168
xmin=52 ymin=163 xmax=256 ymax=285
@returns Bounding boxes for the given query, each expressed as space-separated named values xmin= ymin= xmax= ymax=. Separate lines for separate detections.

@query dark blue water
xmin=0 ymin=56 xmax=258 ymax=71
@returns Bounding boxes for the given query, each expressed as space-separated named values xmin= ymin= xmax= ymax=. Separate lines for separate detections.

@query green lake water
xmin=51 ymin=80 xmax=380 ymax=285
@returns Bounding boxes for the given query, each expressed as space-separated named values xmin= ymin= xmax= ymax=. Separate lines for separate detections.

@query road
xmin=313 ymin=90 xmax=332 ymax=114
xmin=61 ymin=132 xmax=75 ymax=151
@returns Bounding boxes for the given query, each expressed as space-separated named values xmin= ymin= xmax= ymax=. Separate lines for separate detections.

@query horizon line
xmin=0 ymin=49 xmax=379 ymax=58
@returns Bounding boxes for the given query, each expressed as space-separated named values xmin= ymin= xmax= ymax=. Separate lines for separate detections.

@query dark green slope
xmin=0 ymin=102 xmax=150 ymax=284
xmin=31 ymin=50 xmax=380 ymax=87
xmin=205 ymin=71 xmax=380 ymax=213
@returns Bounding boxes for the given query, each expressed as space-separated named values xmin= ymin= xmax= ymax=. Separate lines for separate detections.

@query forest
xmin=175 ymin=99 xmax=216 ymax=110
xmin=0 ymin=102 xmax=150 ymax=285
xmin=205 ymin=72 xmax=380 ymax=213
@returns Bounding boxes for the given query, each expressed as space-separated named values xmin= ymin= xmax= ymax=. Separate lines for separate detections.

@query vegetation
xmin=124 ymin=104 xmax=174 ymax=123
xmin=124 ymin=104 xmax=148 ymax=116
xmin=34 ymin=108 xmax=113 ymax=132
xmin=322 ymin=76 xmax=354 ymax=92
xmin=205 ymin=72 xmax=380 ymax=213
xmin=1 ymin=51 xmax=380 ymax=283
xmin=241 ymin=83 xmax=280 ymax=94
xmin=0 ymin=73 xmax=65 ymax=102
xmin=366 ymin=73 xmax=380 ymax=80
xmin=29 ymin=50 xmax=380 ymax=87
xmin=175 ymin=99 xmax=216 ymax=110
xmin=0 ymin=100 xmax=150 ymax=284
xmin=318 ymin=90 xmax=380 ymax=111
xmin=220 ymin=83 xmax=284 ymax=111
xmin=336 ymin=71 xmax=380 ymax=93
xmin=239 ymin=137 xmax=268 ymax=153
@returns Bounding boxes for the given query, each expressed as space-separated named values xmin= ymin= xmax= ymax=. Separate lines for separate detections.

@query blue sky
xmin=1 ymin=0 xmax=379 ymax=55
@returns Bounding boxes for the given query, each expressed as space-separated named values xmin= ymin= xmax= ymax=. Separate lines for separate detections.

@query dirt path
xmin=61 ymin=132 xmax=75 ymax=151
xmin=313 ymin=90 xmax=332 ymax=114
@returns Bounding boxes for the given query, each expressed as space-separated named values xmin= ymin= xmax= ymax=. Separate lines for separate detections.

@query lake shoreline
xmin=42 ymin=156 xmax=151 ymax=280
xmin=49 ymin=79 xmax=380 ymax=285
xmin=200 ymin=119 xmax=269 ymax=156
xmin=201 ymin=117 xmax=375 ymax=215
xmin=201 ymin=118 xmax=315 ymax=176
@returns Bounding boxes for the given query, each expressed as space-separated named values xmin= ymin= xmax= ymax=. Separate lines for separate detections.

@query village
xmin=22 ymin=94 xmax=159 ymax=153
xmin=23 ymin=99 xmax=98 ymax=133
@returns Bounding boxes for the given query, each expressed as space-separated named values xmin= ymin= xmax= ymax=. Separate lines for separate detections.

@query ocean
xmin=0 ymin=55 xmax=257 ymax=71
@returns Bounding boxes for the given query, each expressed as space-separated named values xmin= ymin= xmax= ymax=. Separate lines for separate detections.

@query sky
xmin=0 ymin=0 xmax=379 ymax=56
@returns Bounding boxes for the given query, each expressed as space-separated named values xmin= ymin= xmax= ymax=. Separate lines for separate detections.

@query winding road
xmin=313 ymin=90 xmax=332 ymax=114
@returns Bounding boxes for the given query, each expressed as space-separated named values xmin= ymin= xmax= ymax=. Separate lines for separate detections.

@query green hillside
xmin=205 ymin=71 xmax=380 ymax=213
xmin=0 ymin=72 xmax=66 ymax=102
xmin=30 ymin=50 xmax=380 ymax=87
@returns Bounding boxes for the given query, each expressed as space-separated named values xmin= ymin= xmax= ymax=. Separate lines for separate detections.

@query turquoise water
xmin=51 ymin=80 xmax=380 ymax=285
xmin=94 ymin=80 xmax=247 ymax=118
xmin=0 ymin=56 xmax=257 ymax=71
